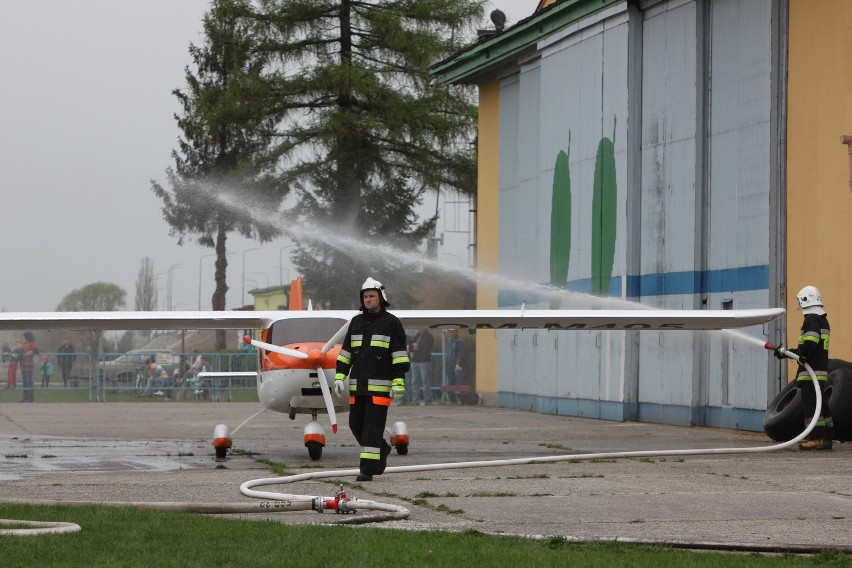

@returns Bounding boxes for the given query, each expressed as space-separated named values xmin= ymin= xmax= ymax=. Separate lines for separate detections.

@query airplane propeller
xmin=243 ymin=336 xmax=308 ymax=360
xmin=321 ymin=320 xmax=350 ymax=354
xmin=243 ymin=335 xmax=339 ymax=434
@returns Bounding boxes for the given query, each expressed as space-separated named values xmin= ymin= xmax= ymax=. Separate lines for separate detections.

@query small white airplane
xmin=0 ymin=279 xmax=784 ymax=461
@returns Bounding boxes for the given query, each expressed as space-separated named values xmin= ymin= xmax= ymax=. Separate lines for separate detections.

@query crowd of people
xmin=402 ymin=326 xmax=468 ymax=406
xmin=1 ymin=336 xmax=224 ymax=402
xmin=0 ymin=317 xmax=473 ymax=407
xmin=139 ymin=349 xmax=215 ymax=400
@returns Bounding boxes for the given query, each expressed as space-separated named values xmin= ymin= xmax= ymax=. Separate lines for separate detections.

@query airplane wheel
xmin=763 ymin=380 xmax=805 ymax=442
xmin=215 ymin=446 xmax=228 ymax=460
xmin=395 ymin=444 xmax=408 ymax=456
xmin=306 ymin=441 xmax=323 ymax=461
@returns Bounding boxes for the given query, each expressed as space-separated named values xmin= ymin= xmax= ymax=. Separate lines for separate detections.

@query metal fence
xmin=96 ymin=351 xmax=257 ymax=401
xmin=1 ymin=338 xmax=475 ymax=404
xmin=1 ymin=352 xmax=95 ymax=401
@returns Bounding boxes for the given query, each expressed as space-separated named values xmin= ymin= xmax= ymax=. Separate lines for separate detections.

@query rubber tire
xmin=763 ymin=380 xmax=806 ymax=442
xmin=395 ymin=444 xmax=408 ymax=456
xmin=828 ymin=368 xmax=852 ymax=441
xmin=827 ymin=358 xmax=852 ymax=374
xmin=306 ymin=441 xmax=323 ymax=461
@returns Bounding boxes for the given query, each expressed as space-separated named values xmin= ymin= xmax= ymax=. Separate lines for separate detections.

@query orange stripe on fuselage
xmin=261 ymin=342 xmax=342 ymax=371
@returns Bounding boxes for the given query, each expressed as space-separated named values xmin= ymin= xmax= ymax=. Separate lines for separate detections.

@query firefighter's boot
xmin=799 ymin=438 xmax=832 ymax=450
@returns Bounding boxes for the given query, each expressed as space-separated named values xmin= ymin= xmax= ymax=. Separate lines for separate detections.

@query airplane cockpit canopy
xmin=268 ymin=317 xmax=348 ymax=346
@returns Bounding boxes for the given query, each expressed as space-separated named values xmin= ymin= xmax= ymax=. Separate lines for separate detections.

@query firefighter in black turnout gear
xmin=774 ymin=285 xmax=833 ymax=450
xmin=334 ymin=278 xmax=410 ymax=481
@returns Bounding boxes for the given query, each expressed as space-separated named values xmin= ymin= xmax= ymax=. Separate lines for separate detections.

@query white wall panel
xmin=491 ymin=0 xmax=777 ymax=427
xmin=638 ymin=0 xmax=698 ymax=407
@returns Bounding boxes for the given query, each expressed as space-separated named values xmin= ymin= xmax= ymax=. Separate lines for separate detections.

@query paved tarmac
xmin=0 ymin=401 xmax=850 ymax=552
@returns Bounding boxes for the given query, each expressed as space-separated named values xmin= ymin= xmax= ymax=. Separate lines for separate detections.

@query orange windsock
xmin=289 ymin=277 xmax=303 ymax=311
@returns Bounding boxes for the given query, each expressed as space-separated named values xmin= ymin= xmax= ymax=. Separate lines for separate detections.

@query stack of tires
xmin=763 ymin=359 xmax=852 ymax=441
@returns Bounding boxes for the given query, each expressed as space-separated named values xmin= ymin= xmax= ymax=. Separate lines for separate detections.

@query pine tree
xmin=152 ymin=0 xmax=285 ymax=347
xmin=255 ymin=0 xmax=483 ymax=308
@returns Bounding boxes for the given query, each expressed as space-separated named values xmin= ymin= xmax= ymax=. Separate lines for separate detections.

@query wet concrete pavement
xmin=0 ymin=402 xmax=850 ymax=552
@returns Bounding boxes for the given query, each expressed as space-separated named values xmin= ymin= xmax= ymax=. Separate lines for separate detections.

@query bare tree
xmin=135 ymin=257 xmax=158 ymax=311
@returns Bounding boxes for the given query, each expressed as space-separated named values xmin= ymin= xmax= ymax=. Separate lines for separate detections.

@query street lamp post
xmin=242 ymin=248 xmax=261 ymax=307
xmin=168 ymin=263 xmax=185 ymax=311
xmin=154 ymin=272 xmax=167 ymax=311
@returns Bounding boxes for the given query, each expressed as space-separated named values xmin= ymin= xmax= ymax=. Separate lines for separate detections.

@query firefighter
xmin=774 ymin=285 xmax=833 ymax=450
xmin=334 ymin=277 xmax=410 ymax=481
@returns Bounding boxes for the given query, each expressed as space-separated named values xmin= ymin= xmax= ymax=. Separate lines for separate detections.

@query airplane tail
xmin=289 ymin=277 xmax=303 ymax=311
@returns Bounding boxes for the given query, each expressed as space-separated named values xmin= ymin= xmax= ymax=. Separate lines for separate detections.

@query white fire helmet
xmin=796 ymin=285 xmax=823 ymax=309
xmin=361 ymin=277 xmax=389 ymax=308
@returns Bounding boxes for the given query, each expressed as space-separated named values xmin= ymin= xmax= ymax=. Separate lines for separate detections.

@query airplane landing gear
xmin=213 ymin=423 xmax=232 ymax=462
xmin=304 ymin=418 xmax=326 ymax=461
xmin=390 ymin=421 xmax=409 ymax=456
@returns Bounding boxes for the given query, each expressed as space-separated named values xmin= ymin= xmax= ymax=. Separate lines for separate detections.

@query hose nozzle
xmin=765 ymin=342 xmax=800 ymax=361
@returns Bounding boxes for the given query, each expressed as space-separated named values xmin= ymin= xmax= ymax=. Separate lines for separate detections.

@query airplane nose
xmin=306 ymin=348 xmax=326 ymax=369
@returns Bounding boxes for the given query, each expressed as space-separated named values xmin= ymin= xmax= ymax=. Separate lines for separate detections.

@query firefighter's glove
xmin=391 ymin=378 xmax=405 ymax=405
xmin=773 ymin=345 xmax=787 ymax=360
xmin=333 ymin=377 xmax=346 ymax=398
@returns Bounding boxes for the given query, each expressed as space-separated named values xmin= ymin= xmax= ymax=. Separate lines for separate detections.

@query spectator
xmin=199 ymin=356 xmax=218 ymax=401
xmin=5 ymin=341 xmax=22 ymax=390
xmin=20 ymin=332 xmax=39 ymax=402
xmin=408 ymin=328 xmax=435 ymax=406
xmin=57 ymin=338 xmax=76 ymax=387
xmin=445 ymin=329 xmax=466 ymax=403
xmin=39 ymin=355 xmax=54 ymax=388
xmin=141 ymin=358 xmax=168 ymax=397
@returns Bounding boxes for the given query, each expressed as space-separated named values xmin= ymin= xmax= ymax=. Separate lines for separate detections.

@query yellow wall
xmin=787 ymin=0 xmax=852 ymax=362
xmin=475 ymin=80 xmax=501 ymax=402
xmin=252 ymin=288 xmax=288 ymax=311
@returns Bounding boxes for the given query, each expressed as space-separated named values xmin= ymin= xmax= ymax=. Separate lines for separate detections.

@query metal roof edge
xmin=430 ymin=0 xmax=623 ymax=85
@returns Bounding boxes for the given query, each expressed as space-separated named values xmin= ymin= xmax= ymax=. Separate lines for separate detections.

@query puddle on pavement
xmin=0 ymin=436 xmax=206 ymax=482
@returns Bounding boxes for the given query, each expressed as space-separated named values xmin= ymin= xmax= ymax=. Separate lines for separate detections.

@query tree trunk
xmin=213 ymin=225 xmax=229 ymax=350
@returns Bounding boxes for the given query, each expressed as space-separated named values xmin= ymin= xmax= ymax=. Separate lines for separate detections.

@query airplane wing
xmin=0 ymin=307 xmax=784 ymax=331
xmin=393 ymin=308 xmax=784 ymax=331
xmin=0 ymin=311 xmax=279 ymax=331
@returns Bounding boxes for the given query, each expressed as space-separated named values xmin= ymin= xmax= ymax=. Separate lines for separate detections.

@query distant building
xmin=248 ymin=285 xmax=290 ymax=311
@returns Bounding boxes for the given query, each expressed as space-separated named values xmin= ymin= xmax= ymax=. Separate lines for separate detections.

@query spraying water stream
xmin=210 ymin=189 xmax=781 ymax=351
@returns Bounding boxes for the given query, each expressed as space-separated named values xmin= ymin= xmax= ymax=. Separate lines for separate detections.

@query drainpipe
xmin=840 ymin=135 xmax=852 ymax=191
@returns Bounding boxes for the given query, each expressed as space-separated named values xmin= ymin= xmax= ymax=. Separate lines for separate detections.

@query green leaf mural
xmin=592 ymin=121 xmax=617 ymax=297
xmin=550 ymin=133 xmax=571 ymax=309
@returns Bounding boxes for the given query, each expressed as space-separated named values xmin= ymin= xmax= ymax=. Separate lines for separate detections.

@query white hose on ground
xmin=0 ymin=519 xmax=81 ymax=536
xmin=240 ymin=363 xmax=822 ymax=522
xmin=1 ymin=364 xmax=822 ymax=532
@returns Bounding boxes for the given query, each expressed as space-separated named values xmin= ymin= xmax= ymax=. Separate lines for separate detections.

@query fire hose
xmin=238 ymin=345 xmax=820 ymax=523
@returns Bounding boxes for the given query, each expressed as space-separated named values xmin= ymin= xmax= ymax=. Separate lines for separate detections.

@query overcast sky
xmin=0 ymin=0 xmax=535 ymax=313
